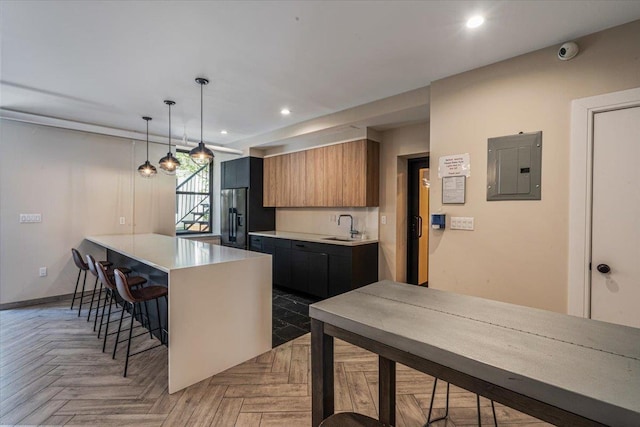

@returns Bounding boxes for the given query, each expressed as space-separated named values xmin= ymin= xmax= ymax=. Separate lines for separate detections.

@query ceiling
xmin=2 ymin=1 xmax=640 ymax=149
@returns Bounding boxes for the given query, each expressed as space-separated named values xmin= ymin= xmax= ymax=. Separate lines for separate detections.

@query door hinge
xmin=589 ymin=262 xmax=592 ymax=271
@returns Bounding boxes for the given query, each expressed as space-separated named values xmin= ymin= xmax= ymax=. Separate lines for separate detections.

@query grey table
xmin=309 ymin=280 xmax=640 ymax=427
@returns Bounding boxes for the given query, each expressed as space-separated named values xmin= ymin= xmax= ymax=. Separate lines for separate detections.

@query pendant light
xmin=189 ymin=77 xmax=214 ymax=165
xmin=159 ymin=100 xmax=181 ymax=174
xmin=137 ymin=116 xmax=157 ymax=178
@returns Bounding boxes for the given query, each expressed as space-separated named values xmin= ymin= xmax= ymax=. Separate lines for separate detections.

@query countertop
xmin=248 ymin=230 xmax=378 ymax=246
xmin=86 ymin=233 xmax=268 ymax=272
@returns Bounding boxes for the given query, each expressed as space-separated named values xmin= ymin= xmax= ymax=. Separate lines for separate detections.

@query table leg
xmin=379 ymin=355 xmax=396 ymax=425
xmin=311 ymin=318 xmax=334 ymax=427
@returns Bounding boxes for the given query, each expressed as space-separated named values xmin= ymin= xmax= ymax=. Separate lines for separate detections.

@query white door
xmin=590 ymin=106 xmax=640 ymax=328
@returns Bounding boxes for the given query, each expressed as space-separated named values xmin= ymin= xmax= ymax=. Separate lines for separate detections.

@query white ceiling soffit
xmin=1 ymin=1 xmax=640 ymax=149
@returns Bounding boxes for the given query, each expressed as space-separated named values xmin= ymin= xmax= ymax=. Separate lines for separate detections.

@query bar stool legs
xmin=70 ymin=265 xmax=87 ymax=313
xmin=424 ymin=378 xmax=497 ymax=427
xmin=112 ymin=268 xmax=168 ymax=377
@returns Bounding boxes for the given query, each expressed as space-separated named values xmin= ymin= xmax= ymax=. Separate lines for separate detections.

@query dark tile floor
xmin=272 ymin=286 xmax=320 ymax=347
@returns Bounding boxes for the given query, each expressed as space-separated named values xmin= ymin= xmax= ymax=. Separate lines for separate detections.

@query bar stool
xmin=95 ymin=261 xmax=146 ymax=352
xmin=70 ymin=248 xmax=112 ymax=317
xmin=320 ymin=413 xmax=390 ymax=427
xmin=424 ymin=379 xmax=498 ymax=427
xmin=85 ymin=254 xmax=131 ymax=331
xmin=113 ymin=269 xmax=168 ymax=377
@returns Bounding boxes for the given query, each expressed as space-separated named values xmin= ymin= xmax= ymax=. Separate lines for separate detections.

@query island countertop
xmin=86 ymin=233 xmax=268 ymax=273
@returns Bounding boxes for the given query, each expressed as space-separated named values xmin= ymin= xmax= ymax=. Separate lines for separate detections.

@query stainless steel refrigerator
xmin=221 ymin=188 xmax=247 ymax=249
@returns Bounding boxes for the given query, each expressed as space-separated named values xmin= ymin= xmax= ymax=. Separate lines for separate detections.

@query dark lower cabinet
xmin=290 ymin=242 xmax=329 ymax=297
xmin=249 ymin=234 xmax=377 ymax=299
xmin=274 ymin=246 xmax=292 ymax=288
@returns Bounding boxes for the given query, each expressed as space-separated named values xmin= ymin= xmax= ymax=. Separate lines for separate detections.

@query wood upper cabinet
xmin=305 ymin=145 xmax=343 ymax=207
xmin=263 ymin=157 xmax=276 ymax=207
xmin=342 ymin=140 xmax=379 ymax=207
xmin=275 ymin=154 xmax=291 ymax=207
xmin=289 ymin=151 xmax=306 ymax=206
xmin=305 ymin=147 xmax=325 ymax=206
xmin=263 ymin=139 xmax=378 ymax=207
xmin=325 ymin=144 xmax=344 ymax=206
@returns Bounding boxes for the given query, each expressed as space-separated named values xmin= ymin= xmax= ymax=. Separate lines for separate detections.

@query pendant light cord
xmin=200 ymin=81 xmax=204 ymax=143
xmin=146 ymin=119 xmax=149 ymax=160
xmin=168 ymin=103 xmax=172 ymax=154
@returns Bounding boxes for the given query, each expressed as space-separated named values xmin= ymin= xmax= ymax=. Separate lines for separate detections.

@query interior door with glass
xmin=407 ymin=157 xmax=429 ymax=286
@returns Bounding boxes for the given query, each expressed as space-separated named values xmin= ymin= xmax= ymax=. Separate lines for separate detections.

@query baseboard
xmin=0 ymin=290 xmax=94 ymax=311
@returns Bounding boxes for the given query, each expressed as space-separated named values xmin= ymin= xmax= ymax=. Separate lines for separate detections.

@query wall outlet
xmin=20 ymin=213 xmax=42 ymax=223
xmin=39 ymin=267 xmax=47 ymax=277
xmin=381 ymin=215 xmax=387 ymax=225
xmin=119 ymin=217 xmax=126 ymax=225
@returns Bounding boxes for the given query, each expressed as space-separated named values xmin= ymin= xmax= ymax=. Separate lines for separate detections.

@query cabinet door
xmin=263 ymin=157 xmax=276 ymax=207
xmin=249 ymin=235 xmax=263 ymax=252
xmin=290 ymin=249 xmax=309 ymax=294
xmin=234 ymin=157 xmax=250 ymax=188
xmin=342 ymin=140 xmax=367 ymax=206
xmin=325 ymin=144 xmax=344 ymax=206
xmin=365 ymin=141 xmax=380 ymax=206
xmin=305 ymin=147 xmax=325 ymax=206
xmin=274 ymin=246 xmax=291 ymax=287
xmin=308 ymin=252 xmax=329 ymax=298
xmin=289 ymin=151 xmax=306 ymax=206
xmin=329 ymin=254 xmax=352 ymax=297
xmin=275 ymin=155 xmax=291 ymax=207
xmin=221 ymin=162 xmax=230 ymax=189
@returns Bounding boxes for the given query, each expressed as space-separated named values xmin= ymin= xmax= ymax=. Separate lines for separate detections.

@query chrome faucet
xmin=338 ymin=214 xmax=359 ymax=239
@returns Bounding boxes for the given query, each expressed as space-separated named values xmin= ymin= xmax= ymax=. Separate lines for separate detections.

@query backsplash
xmin=276 ymin=207 xmax=379 ymax=239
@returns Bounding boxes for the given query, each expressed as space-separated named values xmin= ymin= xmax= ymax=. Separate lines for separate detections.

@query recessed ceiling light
xmin=466 ymin=15 xmax=484 ymax=29
xmin=281 ymin=108 xmax=291 ymax=116
xmin=220 ymin=130 xmax=228 ymax=135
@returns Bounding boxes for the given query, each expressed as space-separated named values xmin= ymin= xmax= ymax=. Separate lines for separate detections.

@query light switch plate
xmin=20 ymin=213 xmax=42 ymax=223
xmin=381 ymin=215 xmax=387 ymax=225
xmin=451 ymin=216 xmax=474 ymax=230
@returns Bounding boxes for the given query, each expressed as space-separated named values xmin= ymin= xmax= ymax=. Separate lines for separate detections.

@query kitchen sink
xmin=322 ymin=236 xmax=357 ymax=242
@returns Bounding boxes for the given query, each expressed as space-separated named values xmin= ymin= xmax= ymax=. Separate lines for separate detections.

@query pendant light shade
xmin=159 ymin=100 xmax=180 ymax=174
xmin=138 ymin=116 xmax=157 ymax=178
xmin=189 ymin=77 xmax=214 ymax=165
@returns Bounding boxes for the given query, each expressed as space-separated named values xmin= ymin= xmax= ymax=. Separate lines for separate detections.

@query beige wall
xmin=428 ymin=20 xmax=640 ymax=313
xmin=379 ymin=122 xmax=429 ymax=282
xmin=0 ymin=120 xmax=175 ymax=304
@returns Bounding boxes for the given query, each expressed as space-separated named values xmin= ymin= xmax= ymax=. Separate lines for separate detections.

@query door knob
xmin=596 ymin=264 xmax=611 ymax=274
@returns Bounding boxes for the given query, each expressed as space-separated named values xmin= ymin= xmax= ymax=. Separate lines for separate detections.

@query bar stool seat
xmin=133 ymin=285 xmax=168 ymax=301
xmin=95 ymin=261 xmax=147 ymax=352
xmin=70 ymin=248 xmax=112 ymax=316
xmin=320 ymin=413 xmax=390 ymax=427
xmin=86 ymin=255 xmax=136 ymax=330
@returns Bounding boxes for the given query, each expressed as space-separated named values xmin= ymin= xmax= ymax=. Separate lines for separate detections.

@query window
xmin=175 ymin=150 xmax=213 ymax=234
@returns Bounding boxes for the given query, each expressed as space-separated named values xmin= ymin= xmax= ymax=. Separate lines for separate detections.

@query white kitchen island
xmin=86 ymin=233 xmax=272 ymax=393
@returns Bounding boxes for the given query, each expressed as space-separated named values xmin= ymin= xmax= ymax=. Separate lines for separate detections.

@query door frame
xmin=568 ymin=87 xmax=640 ymax=318
xmin=406 ymin=157 xmax=429 ymax=285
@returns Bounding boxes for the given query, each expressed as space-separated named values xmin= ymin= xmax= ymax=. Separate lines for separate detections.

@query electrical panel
xmin=487 ymin=131 xmax=542 ymax=201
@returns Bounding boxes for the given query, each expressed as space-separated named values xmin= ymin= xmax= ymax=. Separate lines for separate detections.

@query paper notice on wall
xmin=438 ymin=153 xmax=470 ymax=178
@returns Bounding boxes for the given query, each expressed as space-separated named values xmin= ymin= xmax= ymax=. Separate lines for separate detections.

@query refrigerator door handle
xmin=232 ymin=209 xmax=238 ymax=241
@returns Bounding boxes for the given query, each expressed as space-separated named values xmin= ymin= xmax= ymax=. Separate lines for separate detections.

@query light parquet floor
xmin=0 ymin=299 xmax=551 ymax=427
